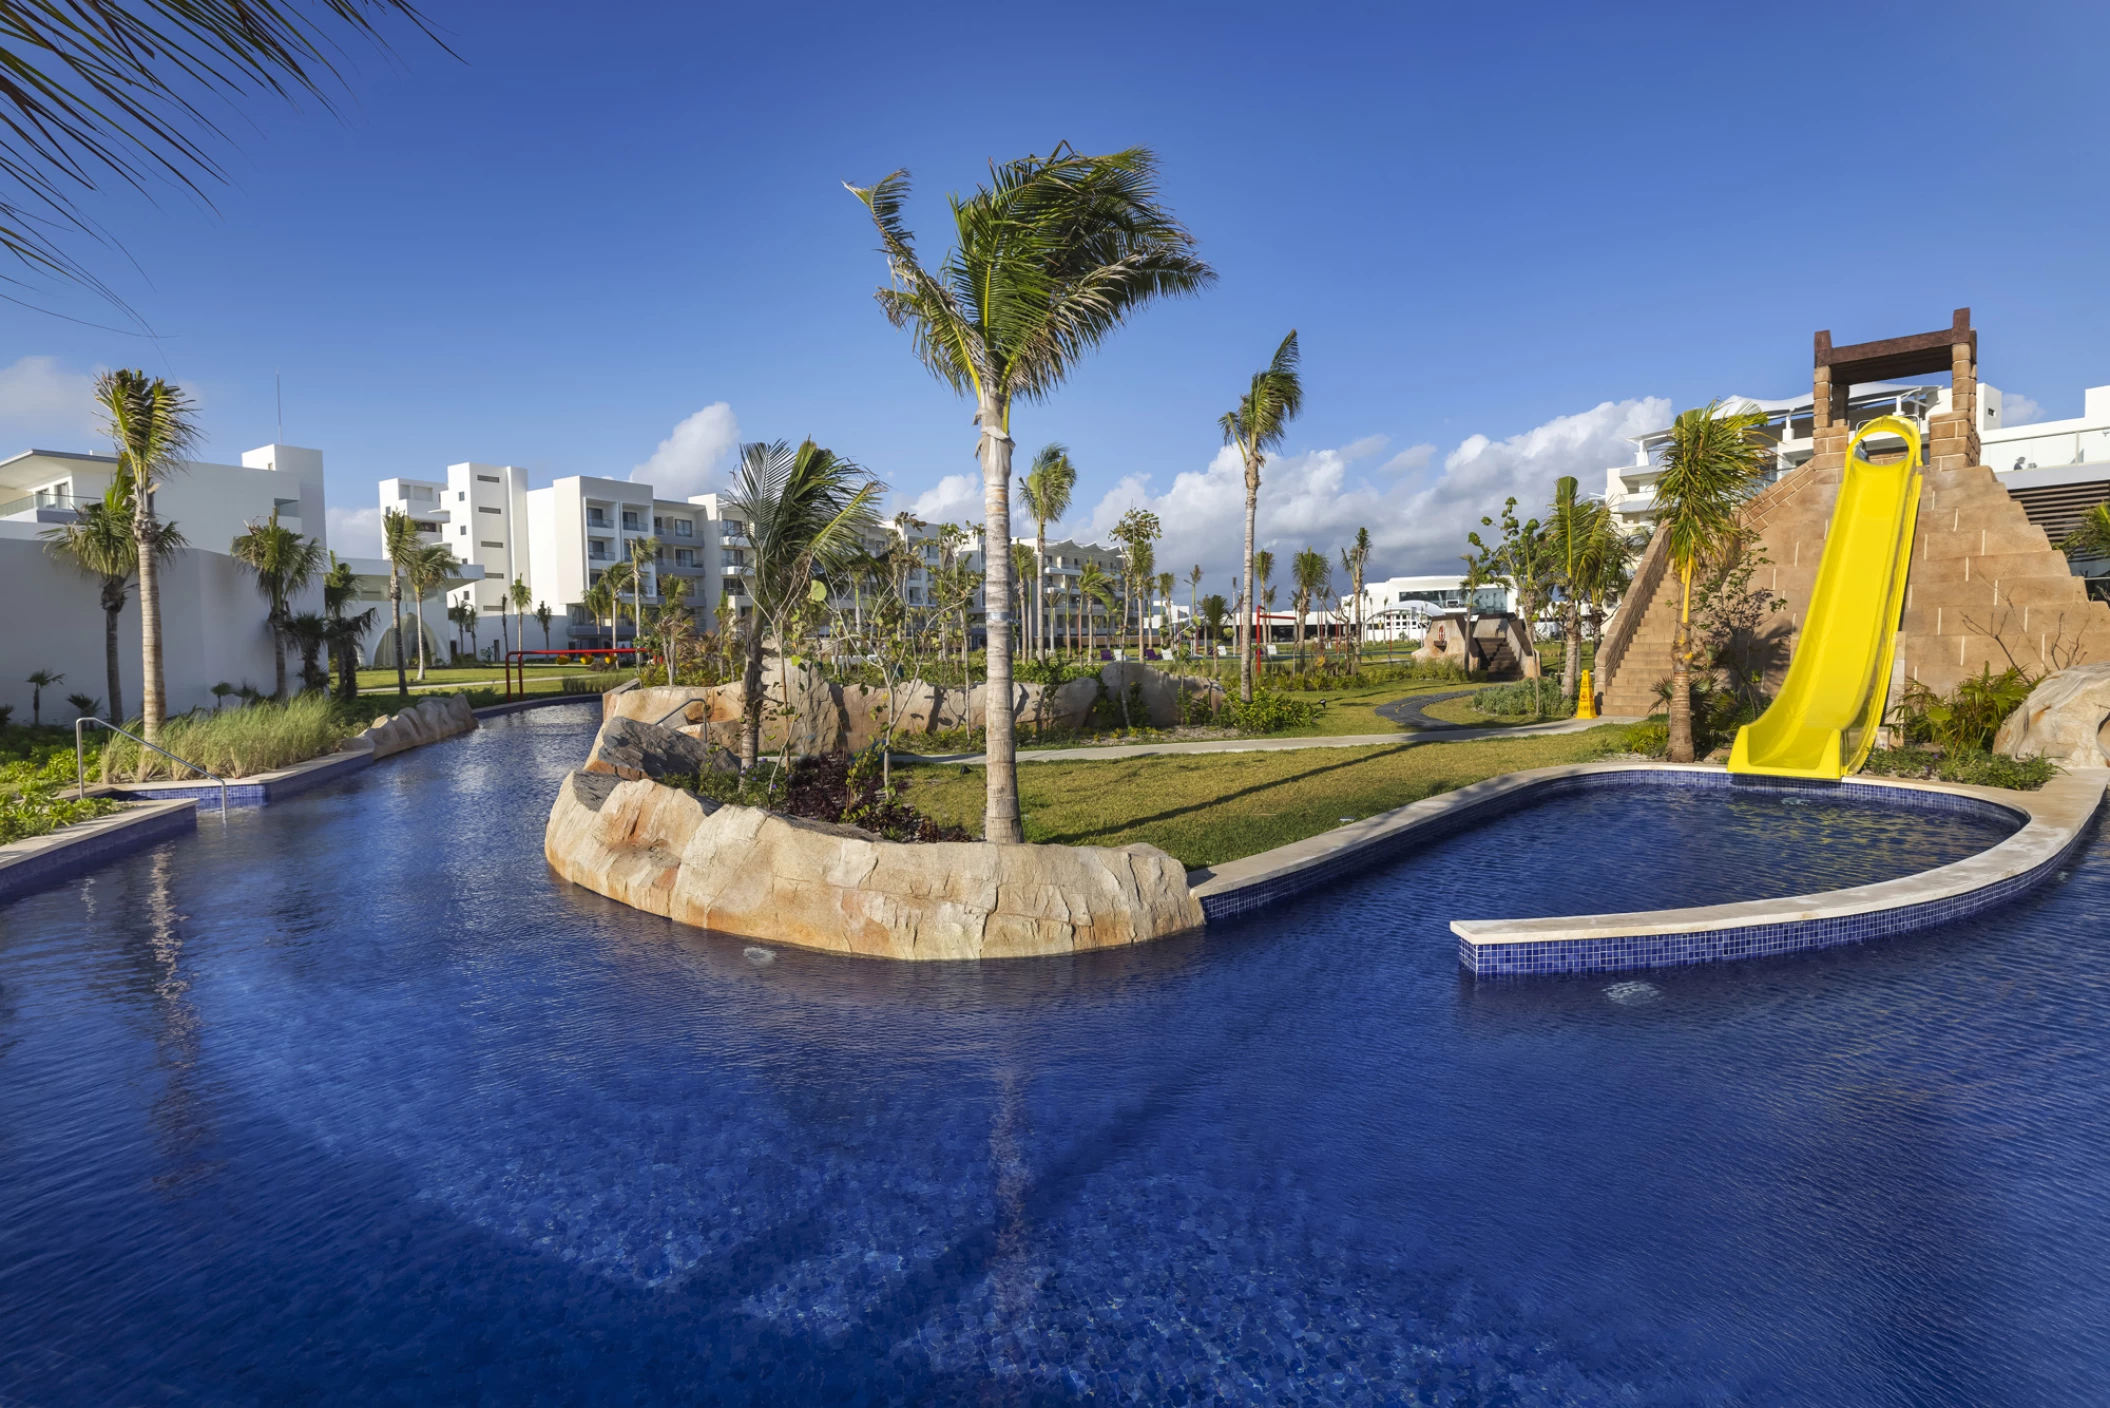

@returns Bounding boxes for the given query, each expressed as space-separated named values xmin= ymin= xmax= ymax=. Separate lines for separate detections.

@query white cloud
xmin=2000 ymin=391 xmax=2045 ymax=426
xmin=900 ymin=472 xmax=985 ymax=525
xmin=0 ymin=355 xmax=97 ymax=438
xmin=1048 ymin=397 xmax=1670 ymax=589
xmin=632 ymin=402 xmax=740 ymax=498
xmin=327 ymin=505 xmax=382 ymax=559
xmin=1380 ymin=443 xmax=1435 ymax=474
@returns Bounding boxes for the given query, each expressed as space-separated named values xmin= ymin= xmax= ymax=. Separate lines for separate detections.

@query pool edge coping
xmin=0 ymin=797 xmax=198 ymax=903
xmin=1187 ymin=760 xmax=2107 ymax=971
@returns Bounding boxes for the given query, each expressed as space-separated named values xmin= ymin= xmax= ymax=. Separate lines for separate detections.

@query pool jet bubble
xmin=1604 ymin=981 xmax=1662 ymax=1006
xmin=743 ymin=946 xmax=776 ymax=966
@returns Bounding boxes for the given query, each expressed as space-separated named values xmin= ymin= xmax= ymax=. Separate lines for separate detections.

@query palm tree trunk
xmin=103 ymin=590 xmax=126 ymax=724
xmin=978 ymin=401 xmax=1022 ymax=844
xmin=740 ymin=629 xmax=765 ymax=771
xmin=1240 ymin=463 xmax=1258 ymax=704
xmin=390 ymin=572 xmax=408 ymax=698
xmin=413 ymin=587 xmax=429 ymax=682
xmin=1668 ymin=564 xmax=1695 ymax=763
xmin=1563 ymin=602 xmax=1582 ymax=701
xmin=135 ymin=495 xmax=166 ymax=741
xmin=1035 ymin=529 xmax=1046 ymax=661
xmin=271 ymin=599 xmax=289 ymax=700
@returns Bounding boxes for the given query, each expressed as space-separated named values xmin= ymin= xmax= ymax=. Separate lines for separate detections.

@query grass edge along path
xmin=906 ymin=723 xmax=1643 ymax=870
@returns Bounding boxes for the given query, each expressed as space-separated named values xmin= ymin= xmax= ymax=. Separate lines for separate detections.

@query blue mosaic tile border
xmin=0 ymin=802 xmax=197 ymax=905
xmin=104 ymin=747 xmax=374 ymax=807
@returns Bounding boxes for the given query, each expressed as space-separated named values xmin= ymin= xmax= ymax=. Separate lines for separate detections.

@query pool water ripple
xmin=1 ymin=701 xmax=2105 ymax=1405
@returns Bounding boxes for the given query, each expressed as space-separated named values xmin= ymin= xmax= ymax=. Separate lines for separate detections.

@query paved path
xmin=895 ymin=712 xmax=1639 ymax=767
xmin=1372 ymin=687 xmax=1478 ymax=730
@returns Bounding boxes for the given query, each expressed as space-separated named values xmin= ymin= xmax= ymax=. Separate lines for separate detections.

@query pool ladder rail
xmin=74 ymin=717 xmax=230 ymax=818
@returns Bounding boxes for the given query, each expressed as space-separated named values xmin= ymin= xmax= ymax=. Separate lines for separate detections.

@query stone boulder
xmin=544 ymin=769 xmax=1203 ymax=959
xmin=1994 ymin=663 xmax=2110 ymax=768
xmin=349 ymin=692 xmax=478 ymax=759
xmin=585 ymin=715 xmax=738 ymax=782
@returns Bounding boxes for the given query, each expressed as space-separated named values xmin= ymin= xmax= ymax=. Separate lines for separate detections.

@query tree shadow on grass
xmin=1033 ymin=743 xmax=1430 ymax=848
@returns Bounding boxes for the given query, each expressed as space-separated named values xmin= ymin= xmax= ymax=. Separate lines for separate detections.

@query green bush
xmin=1014 ymin=658 xmax=1103 ymax=688
xmin=1469 ymin=681 xmax=1575 ymax=718
xmin=1861 ymin=747 xmax=2054 ymax=790
xmin=559 ymin=671 xmax=634 ymax=695
xmin=0 ymin=787 xmax=120 ymax=844
xmin=101 ymin=694 xmax=358 ymax=781
xmin=1892 ymin=666 xmax=2033 ymax=754
xmin=1621 ymin=720 xmax=1669 ymax=757
xmin=1222 ymin=689 xmax=1324 ymax=734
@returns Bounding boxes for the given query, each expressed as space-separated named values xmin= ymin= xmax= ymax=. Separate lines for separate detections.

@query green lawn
xmin=1270 ymin=677 xmax=1466 ymax=737
xmin=354 ymin=665 xmax=582 ymax=692
xmin=1418 ymin=696 xmax=1570 ymax=728
xmin=902 ymin=723 xmax=1642 ymax=868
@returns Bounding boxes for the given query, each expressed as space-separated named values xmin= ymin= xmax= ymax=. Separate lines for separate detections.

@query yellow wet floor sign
xmin=1727 ymin=415 xmax=1922 ymax=780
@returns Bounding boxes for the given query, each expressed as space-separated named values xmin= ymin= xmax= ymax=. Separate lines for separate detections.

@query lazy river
xmin=2 ymin=701 xmax=2106 ymax=1405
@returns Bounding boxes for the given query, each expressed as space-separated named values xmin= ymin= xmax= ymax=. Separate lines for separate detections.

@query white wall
xmin=0 ymin=526 xmax=290 ymax=723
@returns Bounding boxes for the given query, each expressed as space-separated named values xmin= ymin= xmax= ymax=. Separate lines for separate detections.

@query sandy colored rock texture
xmin=1995 ymin=663 xmax=2110 ymax=768
xmin=544 ymin=765 xmax=1204 ymax=960
xmin=347 ymin=693 xmax=477 ymax=759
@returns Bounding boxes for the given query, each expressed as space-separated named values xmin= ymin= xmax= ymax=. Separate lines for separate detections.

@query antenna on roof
xmin=275 ymin=370 xmax=283 ymax=443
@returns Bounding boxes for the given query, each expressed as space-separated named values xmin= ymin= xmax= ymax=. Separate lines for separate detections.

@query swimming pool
xmin=2 ymin=701 xmax=2104 ymax=1405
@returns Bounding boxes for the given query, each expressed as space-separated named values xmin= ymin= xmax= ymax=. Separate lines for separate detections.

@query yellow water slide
xmin=1727 ymin=415 xmax=1923 ymax=780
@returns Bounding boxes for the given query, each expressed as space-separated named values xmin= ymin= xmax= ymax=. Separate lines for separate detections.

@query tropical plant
xmin=1220 ymin=331 xmax=1303 ymax=702
xmin=510 ymin=577 xmax=533 ymax=660
xmin=321 ymin=554 xmax=376 ymax=701
xmin=1341 ymin=527 xmax=1371 ymax=672
xmin=1199 ymin=592 xmax=1229 ymax=649
xmin=65 ymin=691 xmax=99 ymax=720
xmin=1076 ymin=560 xmax=1114 ymax=656
xmin=724 ymin=439 xmax=881 ymax=772
xmin=0 ymin=0 xmax=440 ymax=289
xmin=1186 ymin=564 xmax=1204 ymax=652
xmin=1021 ymin=443 xmax=1076 ymax=659
xmin=849 ymin=143 xmax=1213 ymax=843
xmin=1291 ymin=547 xmax=1329 ymax=665
xmin=2058 ymin=502 xmax=2110 ymax=564
xmin=627 ymin=534 xmax=660 ymax=653
xmin=1892 ymin=665 xmax=2035 ymax=756
xmin=210 ymin=681 xmax=235 ymax=712
xmin=1155 ymin=571 xmax=1175 ymax=656
xmin=582 ymin=578 xmax=615 ymax=648
xmin=1547 ymin=476 xmax=1601 ymax=700
xmin=25 ymin=670 xmax=62 ymax=727
xmin=535 ymin=600 xmax=554 ymax=651
xmin=1109 ymin=507 xmax=1161 ymax=653
xmin=40 ymin=477 xmax=182 ymax=724
xmin=283 ymin=612 xmax=329 ymax=692
xmin=95 ymin=370 xmax=200 ymax=742
xmin=1655 ymin=401 xmax=1771 ymax=761
xmin=230 ymin=505 xmax=327 ymax=699
xmin=405 ymin=541 xmax=460 ymax=681
xmin=381 ymin=508 xmax=420 ymax=699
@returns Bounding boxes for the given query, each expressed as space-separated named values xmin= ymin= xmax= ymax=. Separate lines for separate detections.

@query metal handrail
xmin=76 ymin=717 xmax=229 ymax=817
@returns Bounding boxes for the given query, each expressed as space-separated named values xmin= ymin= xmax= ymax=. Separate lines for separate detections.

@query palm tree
xmin=1021 ymin=443 xmax=1077 ymax=659
xmin=725 ymin=439 xmax=881 ymax=771
xmin=1291 ymin=547 xmax=1328 ymax=666
xmin=1077 ymin=560 xmax=1115 ymax=657
xmin=1251 ymin=549 xmax=1275 ymax=667
xmin=1220 ymin=331 xmax=1303 ymax=703
xmin=849 ymin=144 xmax=1213 ymax=843
xmin=230 ymin=506 xmax=327 ymax=700
xmin=1155 ymin=571 xmax=1175 ymax=657
xmin=510 ymin=577 xmax=533 ymax=663
xmin=2059 ymin=503 xmax=2110 ymax=564
xmin=1199 ymin=593 xmax=1229 ymax=652
xmin=25 ymin=670 xmax=62 ymax=727
xmin=210 ymin=682 xmax=235 ymax=712
xmin=1186 ymin=564 xmax=1203 ymax=653
xmin=1341 ymin=527 xmax=1371 ymax=672
xmin=405 ymin=542 xmax=460 ymax=681
xmin=95 ymin=370 xmax=201 ymax=742
xmin=41 ymin=479 xmax=183 ymax=724
xmin=1548 ymin=476 xmax=1614 ymax=702
xmin=382 ymin=508 xmax=420 ymax=699
xmin=582 ymin=579 xmax=615 ymax=651
xmin=0 ymin=0 xmax=440 ymax=289
xmin=1656 ymin=401 xmax=1771 ymax=762
xmin=321 ymin=554 xmax=376 ymax=701
xmin=658 ymin=575 xmax=693 ymax=682
xmin=535 ymin=601 xmax=554 ymax=651
xmin=66 ymin=692 xmax=100 ymax=721
xmin=284 ymin=613 xmax=329 ymax=692
xmin=627 ymin=534 xmax=661 ymax=659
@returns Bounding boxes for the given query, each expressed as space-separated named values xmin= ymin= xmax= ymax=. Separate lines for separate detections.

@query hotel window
xmin=458 ymin=525 xmax=468 ymax=537
xmin=478 ymin=506 xmax=501 ymax=514
xmin=481 ymin=540 xmax=503 ymax=548
xmin=413 ymin=520 xmax=438 ymax=534
xmin=674 ymin=519 xmax=693 ymax=538
xmin=587 ymin=508 xmax=608 ymax=527
xmin=674 ymin=548 xmax=693 ymax=567
xmin=458 ymin=491 xmax=466 ymax=501
xmin=622 ymin=510 xmax=641 ymax=530
xmin=477 ymin=474 xmax=501 ymax=484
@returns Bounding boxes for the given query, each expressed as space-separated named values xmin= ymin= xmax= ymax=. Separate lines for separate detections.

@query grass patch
xmin=902 ymin=723 xmax=1643 ymax=868
xmin=1269 ymin=678 xmax=1469 ymax=737
xmin=1 ymin=723 xmax=120 ymax=842
xmin=101 ymin=695 xmax=362 ymax=781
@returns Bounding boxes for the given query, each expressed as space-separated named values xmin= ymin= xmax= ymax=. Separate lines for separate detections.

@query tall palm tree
xmin=1021 ymin=443 xmax=1076 ymax=659
xmin=1251 ymin=549 xmax=1275 ymax=666
xmin=95 ymin=370 xmax=200 ymax=742
xmin=510 ymin=577 xmax=533 ymax=663
xmin=627 ymin=534 xmax=661 ymax=659
xmin=41 ymin=478 xmax=183 ymax=724
xmin=582 ymin=579 xmax=615 ymax=651
xmin=284 ymin=613 xmax=329 ymax=692
xmin=725 ymin=439 xmax=881 ymax=772
xmin=405 ymin=541 xmax=460 ymax=682
xmin=230 ymin=505 xmax=327 ymax=700
xmin=535 ymin=601 xmax=554 ymax=651
xmin=658 ymin=575 xmax=693 ymax=682
xmin=1077 ymin=560 xmax=1114 ymax=657
xmin=382 ymin=508 xmax=420 ymax=699
xmin=1186 ymin=564 xmax=1203 ymax=653
xmin=1220 ymin=331 xmax=1303 ymax=703
xmin=1548 ymin=476 xmax=1611 ymax=701
xmin=1155 ymin=571 xmax=1175 ymax=657
xmin=600 ymin=560 xmax=636 ymax=646
xmin=849 ymin=144 xmax=1214 ymax=843
xmin=1655 ymin=401 xmax=1770 ymax=762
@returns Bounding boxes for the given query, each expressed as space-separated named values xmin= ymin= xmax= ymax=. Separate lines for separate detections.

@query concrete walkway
xmin=894 ymin=711 xmax=1639 ymax=767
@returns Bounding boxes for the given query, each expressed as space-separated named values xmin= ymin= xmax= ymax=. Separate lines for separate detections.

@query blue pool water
xmin=2 ymin=702 xmax=2106 ymax=1406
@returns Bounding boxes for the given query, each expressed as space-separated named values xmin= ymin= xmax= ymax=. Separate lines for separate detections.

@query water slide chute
xmin=1727 ymin=415 xmax=1923 ymax=780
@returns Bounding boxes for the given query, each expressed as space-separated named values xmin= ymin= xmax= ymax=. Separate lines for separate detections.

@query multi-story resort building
xmin=1346 ymin=575 xmax=1518 ymax=643
xmin=1 ymin=442 xmax=348 ymax=720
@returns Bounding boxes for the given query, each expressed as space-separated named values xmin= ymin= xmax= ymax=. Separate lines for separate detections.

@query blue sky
xmin=2 ymin=0 xmax=2106 ymax=583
